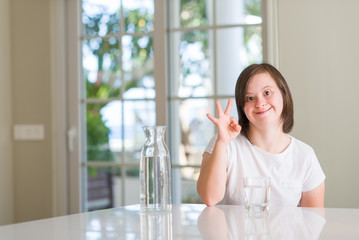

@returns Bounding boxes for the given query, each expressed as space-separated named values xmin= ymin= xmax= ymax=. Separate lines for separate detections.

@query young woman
xmin=197 ymin=63 xmax=325 ymax=207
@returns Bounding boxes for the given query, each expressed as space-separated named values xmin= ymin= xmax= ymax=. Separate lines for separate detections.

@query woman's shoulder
xmin=230 ymin=134 xmax=250 ymax=146
xmin=289 ymin=135 xmax=316 ymax=155
xmin=226 ymin=134 xmax=253 ymax=155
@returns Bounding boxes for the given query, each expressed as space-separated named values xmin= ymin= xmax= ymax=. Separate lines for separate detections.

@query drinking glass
xmin=243 ymin=177 xmax=270 ymax=211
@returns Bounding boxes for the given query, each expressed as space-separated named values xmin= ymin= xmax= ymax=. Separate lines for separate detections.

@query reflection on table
xmin=198 ymin=205 xmax=326 ymax=239
xmin=0 ymin=204 xmax=359 ymax=239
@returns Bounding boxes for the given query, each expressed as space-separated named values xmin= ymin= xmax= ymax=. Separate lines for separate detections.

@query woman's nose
xmin=255 ymin=96 xmax=266 ymax=107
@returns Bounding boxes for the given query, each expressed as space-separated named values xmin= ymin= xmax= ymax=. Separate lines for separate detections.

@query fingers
xmin=230 ymin=117 xmax=238 ymax=125
xmin=224 ymin=98 xmax=233 ymax=115
xmin=230 ymin=117 xmax=241 ymax=132
xmin=206 ymin=113 xmax=217 ymax=124
xmin=215 ymin=101 xmax=224 ymax=116
xmin=216 ymin=98 xmax=234 ymax=116
xmin=209 ymin=99 xmax=236 ymax=127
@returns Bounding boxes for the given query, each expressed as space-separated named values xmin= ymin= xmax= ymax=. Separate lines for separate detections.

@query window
xmin=81 ymin=0 xmax=157 ymax=210
xmin=168 ymin=0 xmax=263 ymax=203
xmin=77 ymin=0 xmax=265 ymax=211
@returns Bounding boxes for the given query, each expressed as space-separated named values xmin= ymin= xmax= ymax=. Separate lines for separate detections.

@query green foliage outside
xmin=178 ymin=0 xmax=261 ymax=92
xmin=83 ymin=1 xmax=261 ymax=177
xmin=83 ymin=7 xmax=153 ymax=176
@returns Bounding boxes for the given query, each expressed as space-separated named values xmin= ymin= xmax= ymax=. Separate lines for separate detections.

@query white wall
xmin=11 ymin=0 xmax=54 ymax=223
xmin=0 ymin=0 xmax=14 ymax=225
xmin=0 ymin=0 xmax=62 ymax=225
xmin=278 ymin=0 xmax=359 ymax=207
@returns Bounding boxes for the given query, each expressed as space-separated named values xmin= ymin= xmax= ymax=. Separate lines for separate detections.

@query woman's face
xmin=243 ymin=72 xmax=284 ymax=131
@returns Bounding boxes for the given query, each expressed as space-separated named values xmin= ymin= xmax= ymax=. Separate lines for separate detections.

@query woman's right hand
xmin=198 ymin=98 xmax=241 ymax=206
xmin=207 ymin=98 xmax=241 ymax=144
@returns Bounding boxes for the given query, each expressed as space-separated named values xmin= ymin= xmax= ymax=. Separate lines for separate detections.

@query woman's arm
xmin=197 ymin=144 xmax=228 ymax=206
xmin=197 ymin=99 xmax=241 ymax=206
xmin=300 ymin=181 xmax=325 ymax=207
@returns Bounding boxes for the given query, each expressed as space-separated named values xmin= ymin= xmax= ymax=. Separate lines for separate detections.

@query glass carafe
xmin=140 ymin=126 xmax=172 ymax=212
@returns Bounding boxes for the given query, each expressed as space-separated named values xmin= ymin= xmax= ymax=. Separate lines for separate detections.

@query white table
xmin=0 ymin=204 xmax=358 ymax=239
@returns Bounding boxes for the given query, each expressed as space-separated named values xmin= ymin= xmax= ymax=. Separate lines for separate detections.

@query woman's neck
xmin=248 ymin=126 xmax=291 ymax=154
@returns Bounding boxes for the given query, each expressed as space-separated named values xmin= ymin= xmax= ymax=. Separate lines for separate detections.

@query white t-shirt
xmin=204 ymin=134 xmax=326 ymax=207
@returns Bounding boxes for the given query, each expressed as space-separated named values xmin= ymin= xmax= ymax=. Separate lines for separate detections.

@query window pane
xmin=86 ymin=103 xmax=117 ymax=162
xmin=122 ymin=35 xmax=155 ymax=99
xmin=216 ymin=26 xmax=262 ymax=95
xmin=124 ymin=100 xmax=155 ymax=163
xmin=181 ymin=167 xmax=202 ymax=203
xmin=83 ymin=38 xmax=121 ymax=99
xmin=243 ymin=26 xmax=263 ymax=63
xmin=169 ymin=0 xmax=212 ymax=28
xmin=124 ymin=167 xmax=140 ymax=205
xmin=87 ymin=166 xmax=140 ymax=209
xmin=123 ymin=0 xmax=154 ymax=33
xmin=87 ymin=167 xmax=115 ymax=211
xmin=169 ymin=99 xmax=215 ymax=165
xmin=216 ymin=0 xmax=262 ymax=25
xmin=111 ymin=168 xmax=123 ymax=207
xmin=87 ymin=100 xmax=154 ymax=165
xmin=169 ymin=31 xmax=213 ymax=98
xmin=112 ymin=167 xmax=140 ymax=206
xmin=98 ymin=101 xmax=123 ymax=163
xmin=82 ymin=0 xmax=120 ymax=36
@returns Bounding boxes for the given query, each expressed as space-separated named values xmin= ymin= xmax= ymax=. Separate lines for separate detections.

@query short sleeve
xmin=204 ymin=134 xmax=218 ymax=154
xmin=303 ymin=151 xmax=326 ymax=192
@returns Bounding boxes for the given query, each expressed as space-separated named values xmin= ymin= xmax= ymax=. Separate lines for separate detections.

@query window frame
xmin=64 ymin=0 xmax=169 ymax=212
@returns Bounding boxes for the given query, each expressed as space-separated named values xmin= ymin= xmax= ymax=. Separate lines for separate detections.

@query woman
xmin=197 ymin=63 xmax=325 ymax=207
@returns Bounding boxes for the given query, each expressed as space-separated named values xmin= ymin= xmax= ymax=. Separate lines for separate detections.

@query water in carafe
xmin=140 ymin=126 xmax=172 ymax=212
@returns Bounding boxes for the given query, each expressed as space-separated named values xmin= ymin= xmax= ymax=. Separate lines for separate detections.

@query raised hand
xmin=207 ymin=98 xmax=241 ymax=144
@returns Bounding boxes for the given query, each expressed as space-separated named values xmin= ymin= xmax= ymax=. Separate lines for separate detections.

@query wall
xmin=0 ymin=0 xmax=14 ymax=225
xmin=278 ymin=0 xmax=359 ymax=207
xmin=11 ymin=0 xmax=53 ymax=222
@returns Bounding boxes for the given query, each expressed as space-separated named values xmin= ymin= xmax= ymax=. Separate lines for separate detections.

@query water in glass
xmin=243 ymin=177 xmax=270 ymax=211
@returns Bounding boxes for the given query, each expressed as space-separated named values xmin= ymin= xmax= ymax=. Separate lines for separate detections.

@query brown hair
xmin=235 ymin=63 xmax=294 ymax=139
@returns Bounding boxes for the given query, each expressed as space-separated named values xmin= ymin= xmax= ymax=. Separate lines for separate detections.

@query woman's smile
xmin=255 ymin=107 xmax=272 ymax=115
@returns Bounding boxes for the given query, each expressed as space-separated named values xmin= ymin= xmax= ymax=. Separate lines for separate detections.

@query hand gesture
xmin=207 ymin=98 xmax=241 ymax=145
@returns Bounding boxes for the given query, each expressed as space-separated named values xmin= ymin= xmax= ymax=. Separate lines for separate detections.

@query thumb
xmin=230 ymin=117 xmax=241 ymax=132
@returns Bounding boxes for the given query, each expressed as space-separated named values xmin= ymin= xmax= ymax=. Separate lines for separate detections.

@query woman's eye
xmin=246 ymin=96 xmax=254 ymax=102
xmin=264 ymin=90 xmax=271 ymax=96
